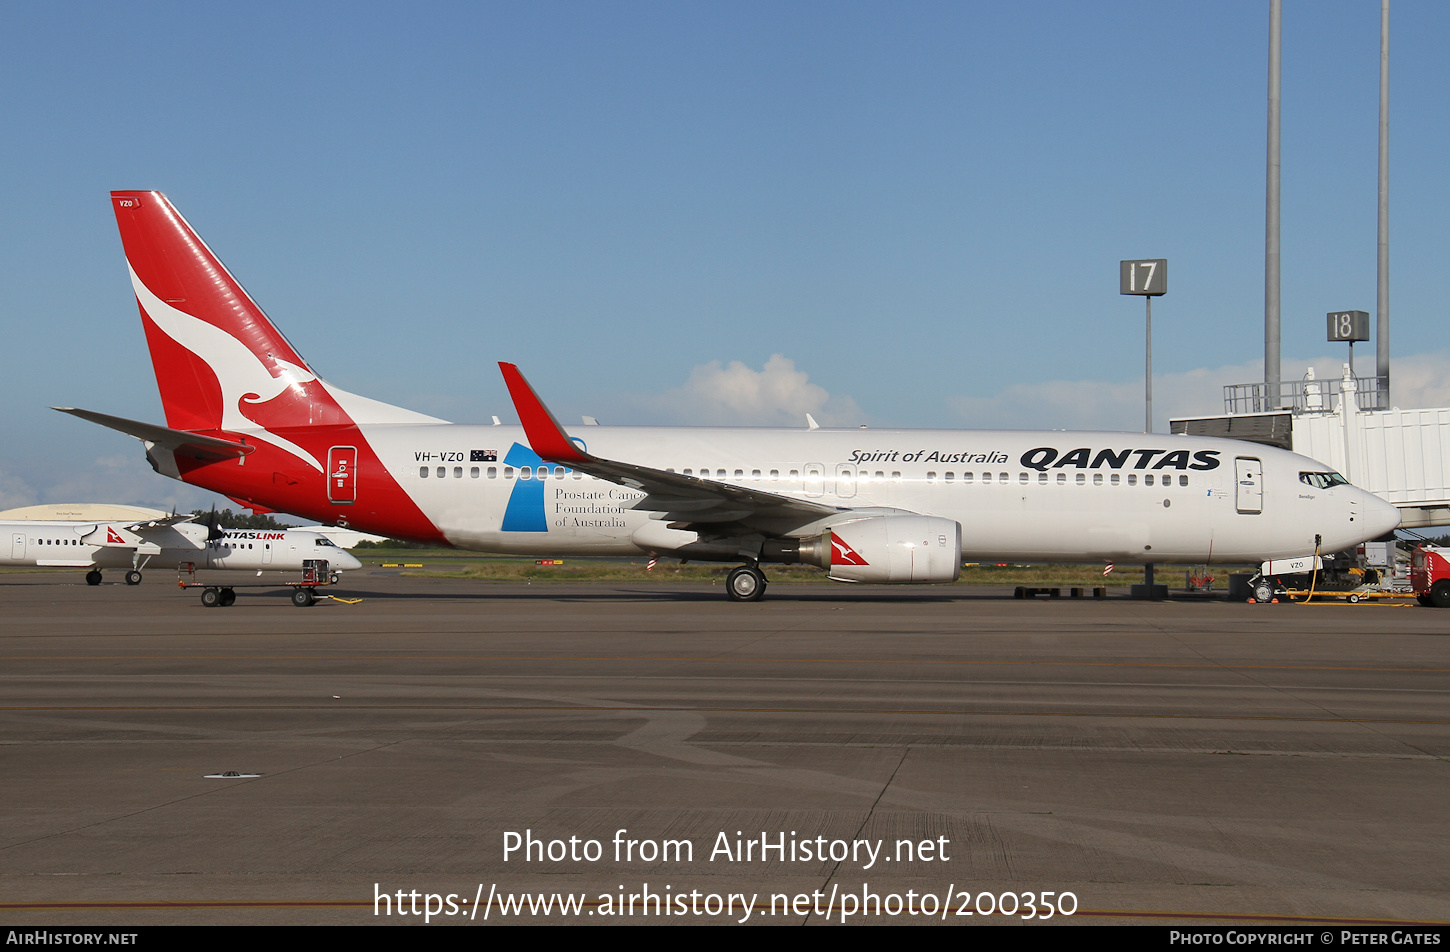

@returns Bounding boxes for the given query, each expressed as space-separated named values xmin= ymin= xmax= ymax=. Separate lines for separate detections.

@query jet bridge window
xmin=1299 ymin=471 xmax=1350 ymax=489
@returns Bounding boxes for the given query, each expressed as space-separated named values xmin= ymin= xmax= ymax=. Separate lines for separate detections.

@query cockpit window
xmin=1299 ymin=471 xmax=1350 ymax=489
xmin=315 ymin=537 xmax=336 ymax=547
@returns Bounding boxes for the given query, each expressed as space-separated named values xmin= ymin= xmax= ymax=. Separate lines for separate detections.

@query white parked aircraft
xmin=57 ymin=191 xmax=1399 ymax=600
xmin=0 ymin=503 xmax=361 ymax=585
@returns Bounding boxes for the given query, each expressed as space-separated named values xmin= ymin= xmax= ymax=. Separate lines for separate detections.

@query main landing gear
xmin=727 ymin=565 xmax=767 ymax=602
xmin=85 ymin=570 xmax=103 ymax=586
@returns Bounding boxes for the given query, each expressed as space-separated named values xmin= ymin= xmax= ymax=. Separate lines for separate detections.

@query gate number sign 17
xmin=1120 ymin=259 xmax=1167 ymax=296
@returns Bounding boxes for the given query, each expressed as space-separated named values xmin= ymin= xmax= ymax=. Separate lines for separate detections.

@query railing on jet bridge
xmin=1223 ymin=376 xmax=1388 ymax=415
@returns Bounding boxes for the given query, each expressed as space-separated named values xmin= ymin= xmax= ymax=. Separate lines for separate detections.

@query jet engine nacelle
xmin=766 ymin=515 xmax=962 ymax=584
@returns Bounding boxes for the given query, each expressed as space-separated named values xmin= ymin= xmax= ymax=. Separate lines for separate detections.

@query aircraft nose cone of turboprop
xmin=335 ymin=549 xmax=363 ymax=571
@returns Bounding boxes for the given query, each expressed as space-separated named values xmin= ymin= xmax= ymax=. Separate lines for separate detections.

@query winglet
xmin=498 ymin=363 xmax=591 ymax=465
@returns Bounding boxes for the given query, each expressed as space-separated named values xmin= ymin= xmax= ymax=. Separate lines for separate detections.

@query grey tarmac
xmin=1 ymin=571 xmax=1447 ymax=925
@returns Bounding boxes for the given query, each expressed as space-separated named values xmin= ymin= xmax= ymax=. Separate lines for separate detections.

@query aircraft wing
xmin=499 ymin=363 xmax=841 ymax=532
xmin=123 ymin=512 xmax=197 ymax=532
xmin=53 ymin=407 xmax=256 ymax=461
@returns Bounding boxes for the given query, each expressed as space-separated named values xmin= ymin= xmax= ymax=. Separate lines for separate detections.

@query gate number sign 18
xmin=1327 ymin=310 xmax=1369 ymax=342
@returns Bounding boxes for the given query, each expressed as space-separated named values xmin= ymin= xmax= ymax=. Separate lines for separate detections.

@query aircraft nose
xmin=1363 ymin=491 xmax=1401 ymax=538
xmin=335 ymin=549 xmax=363 ymax=570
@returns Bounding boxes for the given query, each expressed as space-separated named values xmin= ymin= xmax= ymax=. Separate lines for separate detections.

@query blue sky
xmin=1 ymin=1 xmax=1446 ymax=511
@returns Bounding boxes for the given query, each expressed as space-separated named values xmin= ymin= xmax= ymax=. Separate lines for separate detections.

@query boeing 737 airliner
xmin=57 ymin=191 xmax=1400 ymax=600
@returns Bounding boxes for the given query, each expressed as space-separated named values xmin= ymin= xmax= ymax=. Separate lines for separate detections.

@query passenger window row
xmin=414 ymin=465 xmax=1190 ymax=488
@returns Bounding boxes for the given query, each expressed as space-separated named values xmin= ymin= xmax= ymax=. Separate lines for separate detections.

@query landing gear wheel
xmin=292 ymin=588 xmax=316 ymax=607
xmin=125 ymin=570 xmax=143 ymax=586
xmin=200 ymin=587 xmax=222 ymax=608
xmin=85 ymin=570 xmax=102 ymax=586
xmin=1430 ymin=580 xmax=1450 ymax=608
xmin=726 ymin=565 xmax=767 ymax=602
xmin=1252 ymin=581 xmax=1275 ymax=604
xmin=219 ymin=588 xmax=236 ymax=607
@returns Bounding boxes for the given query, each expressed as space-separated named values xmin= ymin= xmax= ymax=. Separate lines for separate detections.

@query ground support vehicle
xmin=1284 ymin=588 xmax=1415 ymax=604
xmin=177 ymin=559 xmax=348 ymax=607
xmin=1409 ymin=544 xmax=1450 ymax=607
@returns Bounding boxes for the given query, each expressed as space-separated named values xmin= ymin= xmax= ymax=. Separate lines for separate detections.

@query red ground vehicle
xmin=1409 ymin=545 xmax=1450 ymax=607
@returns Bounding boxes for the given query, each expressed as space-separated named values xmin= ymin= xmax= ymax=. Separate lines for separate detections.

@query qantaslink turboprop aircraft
xmin=56 ymin=191 xmax=1399 ymax=601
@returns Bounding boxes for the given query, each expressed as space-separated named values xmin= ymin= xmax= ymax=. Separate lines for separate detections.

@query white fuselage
xmin=350 ymin=424 xmax=1400 ymax=564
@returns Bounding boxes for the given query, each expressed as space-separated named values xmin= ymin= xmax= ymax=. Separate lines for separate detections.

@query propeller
xmin=203 ymin=506 xmax=226 ymax=542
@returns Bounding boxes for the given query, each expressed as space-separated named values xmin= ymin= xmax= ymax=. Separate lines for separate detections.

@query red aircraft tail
xmin=111 ymin=190 xmax=350 ymax=435
xmin=105 ymin=191 xmax=445 ymax=541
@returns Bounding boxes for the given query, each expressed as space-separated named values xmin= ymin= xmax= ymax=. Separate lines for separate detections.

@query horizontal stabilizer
xmin=53 ymin=407 xmax=255 ymax=461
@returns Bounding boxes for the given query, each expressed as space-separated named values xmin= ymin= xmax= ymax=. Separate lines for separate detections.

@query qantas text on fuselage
xmin=55 ymin=191 xmax=1400 ymax=601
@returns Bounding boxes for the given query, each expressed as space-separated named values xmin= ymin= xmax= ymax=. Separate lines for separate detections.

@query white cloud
xmin=0 ymin=453 xmax=224 ymax=514
xmin=615 ymin=354 xmax=865 ymax=426
xmin=0 ymin=466 xmax=40 ymax=511
xmin=950 ymin=351 xmax=1450 ymax=433
xmin=1386 ymin=350 xmax=1450 ymax=410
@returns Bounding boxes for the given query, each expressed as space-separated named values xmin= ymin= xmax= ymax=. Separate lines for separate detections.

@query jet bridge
xmin=1172 ymin=364 xmax=1450 ymax=528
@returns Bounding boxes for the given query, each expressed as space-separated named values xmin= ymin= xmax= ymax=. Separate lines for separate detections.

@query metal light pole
xmin=1120 ymin=259 xmax=1167 ymax=432
xmin=1120 ymin=259 xmax=1168 ymax=599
